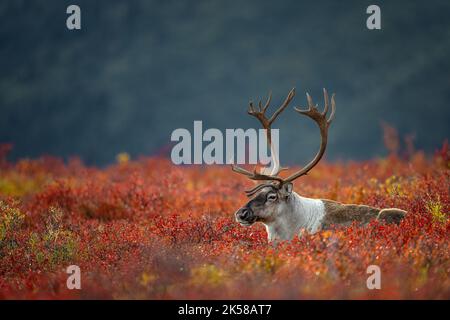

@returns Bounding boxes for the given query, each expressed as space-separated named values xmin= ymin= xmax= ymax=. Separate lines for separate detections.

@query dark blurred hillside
xmin=0 ymin=0 xmax=449 ymax=165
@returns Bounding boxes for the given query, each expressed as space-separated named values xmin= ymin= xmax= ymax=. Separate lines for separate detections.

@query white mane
xmin=263 ymin=192 xmax=325 ymax=242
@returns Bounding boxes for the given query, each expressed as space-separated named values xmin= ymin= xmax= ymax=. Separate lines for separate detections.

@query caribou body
xmin=232 ymin=88 xmax=406 ymax=243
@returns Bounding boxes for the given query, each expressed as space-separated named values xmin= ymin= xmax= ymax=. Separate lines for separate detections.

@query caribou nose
xmin=237 ymin=208 xmax=252 ymax=221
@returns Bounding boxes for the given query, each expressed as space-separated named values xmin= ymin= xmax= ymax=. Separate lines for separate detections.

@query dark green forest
xmin=0 ymin=0 xmax=449 ymax=164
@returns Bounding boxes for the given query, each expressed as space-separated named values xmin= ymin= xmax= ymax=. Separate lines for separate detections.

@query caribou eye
xmin=266 ymin=193 xmax=278 ymax=202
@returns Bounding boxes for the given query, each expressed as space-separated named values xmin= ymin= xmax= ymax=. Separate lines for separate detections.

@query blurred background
xmin=0 ymin=0 xmax=449 ymax=166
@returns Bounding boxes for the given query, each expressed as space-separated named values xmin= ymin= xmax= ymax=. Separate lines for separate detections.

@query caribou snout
xmin=235 ymin=207 xmax=256 ymax=226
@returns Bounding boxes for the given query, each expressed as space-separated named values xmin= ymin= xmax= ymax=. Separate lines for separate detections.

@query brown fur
xmin=377 ymin=208 xmax=407 ymax=224
xmin=321 ymin=199 xmax=406 ymax=229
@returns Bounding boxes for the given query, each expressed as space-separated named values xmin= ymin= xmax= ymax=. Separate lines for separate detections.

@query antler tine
xmin=244 ymin=182 xmax=279 ymax=197
xmin=231 ymin=164 xmax=284 ymax=183
xmin=269 ymin=88 xmax=295 ymax=124
xmin=248 ymin=100 xmax=256 ymax=114
xmin=328 ymin=93 xmax=336 ymax=124
xmin=321 ymin=89 xmax=336 ymax=125
xmin=261 ymin=91 xmax=272 ymax=113
xmin=305 ymin=92 xmax=314 ymax=110
xmin=323 ymin=88 xmax=329 ymax=115
xmin=247 ymin=88 xmax=295 ymax=127
xmin=296 ymin=92 xmax=317 ymax=115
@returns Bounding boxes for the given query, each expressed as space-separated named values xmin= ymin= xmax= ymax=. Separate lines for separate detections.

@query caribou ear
xmin=279 ymin=183 xmax=293 ymax=198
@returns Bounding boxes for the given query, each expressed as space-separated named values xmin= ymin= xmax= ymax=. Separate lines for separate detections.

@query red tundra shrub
xmin=0 ymin=145 xmax=448 ymax=299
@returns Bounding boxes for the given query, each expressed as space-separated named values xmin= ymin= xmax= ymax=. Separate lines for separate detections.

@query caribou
xmin=232 ymin=88 xmax=406 ymax=243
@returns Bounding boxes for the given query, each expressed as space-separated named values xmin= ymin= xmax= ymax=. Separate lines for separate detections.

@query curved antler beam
xmin=284 ymin=88 xmax=336 ymax=183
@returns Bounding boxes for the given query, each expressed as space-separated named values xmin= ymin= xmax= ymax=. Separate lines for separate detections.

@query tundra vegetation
xmin=0 ymin=136 xmax=448 ymax=299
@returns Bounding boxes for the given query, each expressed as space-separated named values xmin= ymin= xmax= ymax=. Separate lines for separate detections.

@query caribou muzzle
xmin=235 ymin=207 xmax=257 ymax=226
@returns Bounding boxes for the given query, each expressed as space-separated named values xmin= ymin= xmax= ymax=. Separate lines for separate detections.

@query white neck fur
xmin=263 ymin=192 xmax=325 ymax=242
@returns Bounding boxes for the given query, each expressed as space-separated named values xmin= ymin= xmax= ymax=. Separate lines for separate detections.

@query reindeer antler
xmin=232 ymin=88 xmax=336 ymax=195
xmin=231 ymin=88 xmax=295 ymax=180
xmin=283 ymin=88 xmax=335 ymax=183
